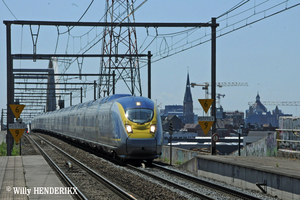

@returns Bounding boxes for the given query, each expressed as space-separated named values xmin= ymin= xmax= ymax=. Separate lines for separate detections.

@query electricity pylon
xmin=99 ymin=0 xmax=141 ymax=97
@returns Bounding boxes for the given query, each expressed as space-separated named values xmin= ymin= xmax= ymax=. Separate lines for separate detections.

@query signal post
xmin=8 ymin=104 xmax=26 ymax=155
xmin=198 ymin=99 xmax=218 ymax=155
xmin=169 ymin=122 xmax=173 ymax=165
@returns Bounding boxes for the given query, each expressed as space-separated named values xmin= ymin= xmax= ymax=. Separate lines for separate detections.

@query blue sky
xmin=1 ymin=0 xmax=300 ymax=119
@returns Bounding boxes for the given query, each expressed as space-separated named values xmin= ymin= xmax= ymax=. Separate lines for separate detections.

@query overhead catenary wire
xmin=58 ymin=0 xmax=147 ymax=94
xmin=139 ymin=0 xmax=300 ymax=68
xmin=217 ymin=0 xmax=250 ymax=19
xmin=2 ymin=0 xmax=18 ymax=20
xmin=59 ymin=0 xmax=95 ymax=35
xmin=27 ymin=1 xmax=300 ymax=100
xmin=57 ymin=2 xmax=122 ymax=74
xmin=54 ymin=1 xmax=135 ymax=97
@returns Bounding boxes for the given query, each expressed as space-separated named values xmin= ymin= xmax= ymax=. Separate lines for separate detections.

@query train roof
xmin=106 ymin=94 xmax=131 ymax=102
xmin=116 ymin=96 xmax=154 ymax=110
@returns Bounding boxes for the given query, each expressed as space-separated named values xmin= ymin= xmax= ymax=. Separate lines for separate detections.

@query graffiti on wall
xmin=231 ymin=132 xmax=277 ymax=157
xmin=266 ymin=132 xmax=277 ymax=156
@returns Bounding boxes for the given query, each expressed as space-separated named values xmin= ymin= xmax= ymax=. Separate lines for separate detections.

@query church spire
xmin=184 ymin=73 xmax=193 ymax=103
xmin=183 ymin=72 xmax=194 ymax=123
xmin=256 ymin=92 xmax=260 ymax=102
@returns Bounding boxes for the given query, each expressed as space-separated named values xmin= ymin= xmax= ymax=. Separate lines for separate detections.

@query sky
xmin=1 ymin=0 xmax=300 ymax=121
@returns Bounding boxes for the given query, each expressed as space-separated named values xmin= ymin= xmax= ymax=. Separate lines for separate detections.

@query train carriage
xmin=31 ymin=94 xmax=163 ymax=161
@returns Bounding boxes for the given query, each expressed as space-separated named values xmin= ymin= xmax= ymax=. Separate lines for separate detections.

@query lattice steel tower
xmin=99 ymin=0 xmax=141 ymax=97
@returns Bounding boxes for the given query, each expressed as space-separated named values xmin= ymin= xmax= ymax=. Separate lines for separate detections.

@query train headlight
xmin=150 ymin=125 xmax=156 ymax=133
xmin=126 ymin=125 xmax=133 ymax=133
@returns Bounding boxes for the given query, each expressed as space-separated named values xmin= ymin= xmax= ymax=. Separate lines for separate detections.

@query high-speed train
xmin=31 ymin=94 xmax=163 ymax=161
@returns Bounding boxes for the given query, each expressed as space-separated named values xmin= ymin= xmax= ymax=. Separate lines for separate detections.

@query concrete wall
xmin=159 ymin=145 xmax=208 ymax=165
xmin=231 ymin=132 xmax=277 ymax=157
xmin=179 ymin=156 xmax=300 ymax=200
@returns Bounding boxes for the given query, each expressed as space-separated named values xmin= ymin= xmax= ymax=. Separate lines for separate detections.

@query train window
xmin=125 ymin=109 xmax=153 ymax=124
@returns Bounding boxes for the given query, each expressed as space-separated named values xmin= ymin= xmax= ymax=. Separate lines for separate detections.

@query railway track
xmin=126 ymin=163 xmax=214 ymax=200
xmin=27 ymin=132 xmax=279 ymax=200
xmin=150 ymin=163 xmax=264 ymax=200
xmin=126 ymin=162 xmax=264 ymax=200
xmin=28 ymin=133 xmax=197 ymax=199
xmin=27 ymin=134 xmax=137 ymax=200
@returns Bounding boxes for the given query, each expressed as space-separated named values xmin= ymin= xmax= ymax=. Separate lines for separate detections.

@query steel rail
xmin=152 ymin=163 xmax=264 ymax=200
xmin=33 ymin=134 xmax=137 ymax=200
xmin=27 ymin=134 xmax=88 ymax=200
xmin=126 ymin=164 xmax=214 ymax=200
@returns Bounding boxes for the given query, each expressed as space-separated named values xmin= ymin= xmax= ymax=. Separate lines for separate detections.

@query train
xmin=31 ymin=94 xmax=163 ymax=162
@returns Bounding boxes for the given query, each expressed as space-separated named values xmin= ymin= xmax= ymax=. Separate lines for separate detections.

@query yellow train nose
xmin=127 ymin=123 xmax=155 ymax=138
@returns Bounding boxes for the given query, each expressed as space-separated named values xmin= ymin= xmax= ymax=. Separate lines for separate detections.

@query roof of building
xmin=184 ymin=123 xmax=200 ymax=129
xmin=165 ymin=115 xmax=178 ymax=120
xmin=162 ymin=115 xmax=183 ymax=125
xmin=248 ymin=131 xmax=273 ymax=137
xmin=250 ymin=93 xmax=267 ymax=113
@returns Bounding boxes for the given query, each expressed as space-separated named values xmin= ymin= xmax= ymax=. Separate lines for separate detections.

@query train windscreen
xmin=125 ymin=109 xmax=153 ymax=124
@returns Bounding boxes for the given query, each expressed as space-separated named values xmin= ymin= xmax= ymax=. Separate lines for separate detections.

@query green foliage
xmin=175 ymin=161 xmax=182 ymax=165
xmin=0 ymin=142 xmax=20 ymax=156
xmin=12 ymin=143 xmax=20 ymax=156
xmin=0 ymin=142 xmax=7 ymax=156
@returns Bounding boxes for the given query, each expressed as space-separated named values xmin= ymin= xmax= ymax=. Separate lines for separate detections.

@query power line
xmin=14 ymin=1 xmax=300 ymax=97
xmin=59 ymin=0 xmax=95 ymax=35
xmin=2 ymin=0 xmax=18 ymax=20
xmin=51 ymin=0 xmax=300 ymax=96
xmin=217 ymin=0 xmax=250 ymax=19
xmin=138 ymin=0 xmax=300 ymax=68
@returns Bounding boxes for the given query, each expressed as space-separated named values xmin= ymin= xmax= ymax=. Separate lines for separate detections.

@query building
xmin=181 ymin=123 xmax=207 ymax=136
xmin=163 ymin=132 xmax=197 ymax=144
xmin=183 ymin=73 xmax=194 ymax=124
xmin=245 ymin=93 xmax=291 ymax=127
xmin=162 ymin=115 xmax=184 ymax=132
xmin=162 ymin=105 xmax=183 ymax=117
xmin=224 ymin=110 xmax=244 ymax=127
xmin=215 ymin=107 xmax=244 ymax=136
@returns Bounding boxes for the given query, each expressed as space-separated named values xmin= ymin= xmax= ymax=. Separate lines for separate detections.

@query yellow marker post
xmin=9 ymin=104 xmax=26 ymax=120
xmin=198 ymin=121 xmax=214 ymax=135
xmin=198 ymin=99 xmax=214 ymax=113
xmin=9 ymin=128 xmax=25 ymax=144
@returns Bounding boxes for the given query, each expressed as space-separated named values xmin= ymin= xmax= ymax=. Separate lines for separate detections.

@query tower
xmin=99 ymin=0 xmax=141 ymax=97
xmin=47 ymin=59 xmax=56 ymax=111
xmin=183 ymin=73 xmax=194 ymax=123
